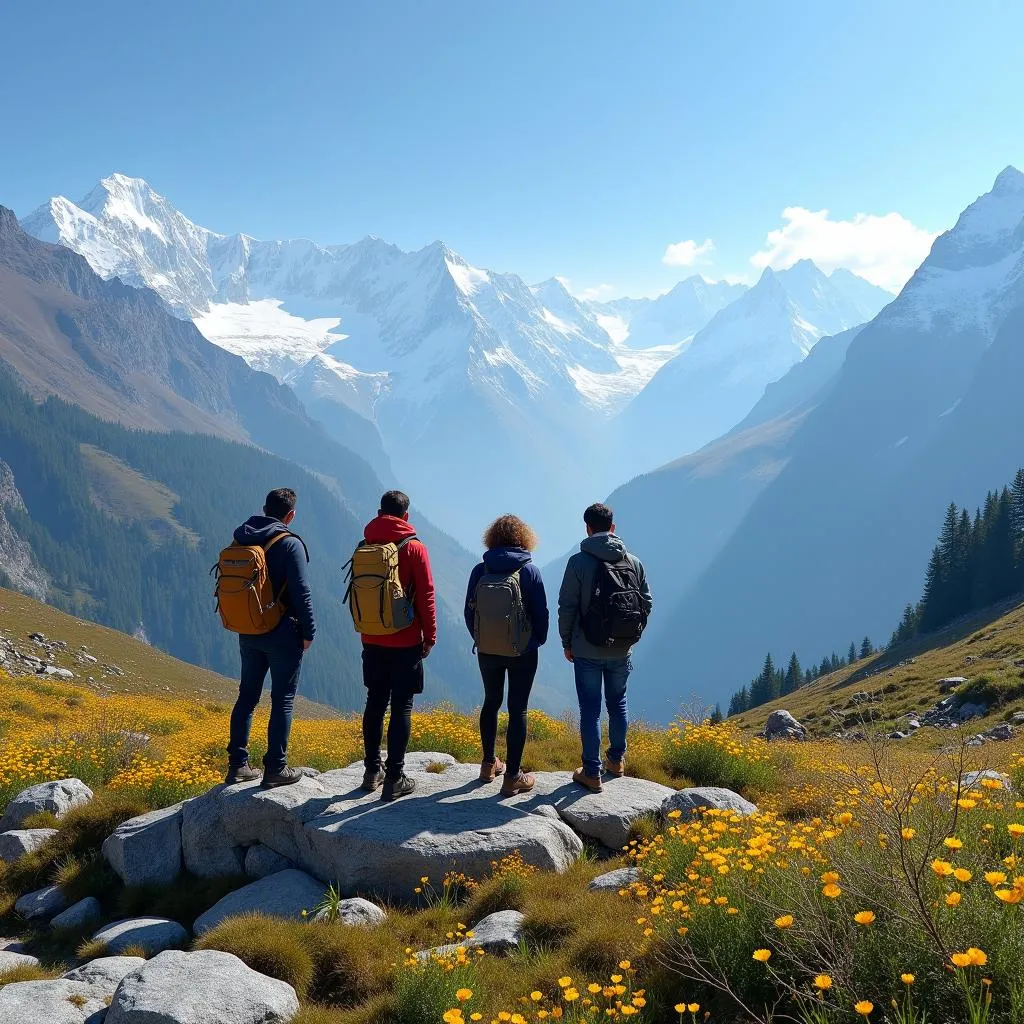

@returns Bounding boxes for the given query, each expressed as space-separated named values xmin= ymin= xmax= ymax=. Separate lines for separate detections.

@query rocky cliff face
xmin=0 ymin=461 xmax=48 ymax=601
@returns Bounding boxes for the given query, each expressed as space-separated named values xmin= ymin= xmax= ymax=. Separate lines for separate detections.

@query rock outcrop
xmin=102 ymin=803 xmax=184 ymax=887
xmin=662 ymin=787 xmax=759 ymax=821
xmin=763 ymin=710 xmax=806 ymax=741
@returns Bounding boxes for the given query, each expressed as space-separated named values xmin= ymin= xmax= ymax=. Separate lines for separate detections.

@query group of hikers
xmin=214 ymin=488 xmax=652 ymax=802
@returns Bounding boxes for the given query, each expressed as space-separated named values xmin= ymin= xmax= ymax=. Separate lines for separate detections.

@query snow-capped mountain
xmin=22 ymin=175 xmax=733 ymax=548
xmin=621 ymin=260 xmax=892 ymax=473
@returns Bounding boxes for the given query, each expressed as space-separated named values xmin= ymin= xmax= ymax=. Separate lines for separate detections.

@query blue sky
xmin=2 ymin=0 xmax=1022 ymax=297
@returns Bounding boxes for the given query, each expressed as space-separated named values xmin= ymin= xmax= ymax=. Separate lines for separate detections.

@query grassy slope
xmin=0 ymin=585 xmax=335 ymax=718
xmin=733 ymin=594 xmax=1024 ymax=739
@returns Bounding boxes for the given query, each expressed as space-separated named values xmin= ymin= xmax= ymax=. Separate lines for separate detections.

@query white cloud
xmin=751 ymin=207 xmax=937 ymax=293
xmin=662 ymin=237 xmax=715 ymax=267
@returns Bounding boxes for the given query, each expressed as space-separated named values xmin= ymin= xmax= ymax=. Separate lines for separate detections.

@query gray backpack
xmin=472 ymin=569 xmax=533 ymax=656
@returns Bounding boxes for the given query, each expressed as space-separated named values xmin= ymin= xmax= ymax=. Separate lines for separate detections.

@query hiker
xmin=346 ymin=490 xmax=436 ymax=802
xmin=218 ymin=487 xmax=315 ymax=788
xmin=558 ymin=502 xmax=652 ymax=793
xmin=465 ymin=514 xmax=549 ymax=797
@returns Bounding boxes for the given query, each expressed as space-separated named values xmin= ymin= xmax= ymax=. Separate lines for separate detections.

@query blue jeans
xmin=574 ymin=656 xmax=631 ymax=778
xmin=227 ymin=622 xmax=304 ymax=772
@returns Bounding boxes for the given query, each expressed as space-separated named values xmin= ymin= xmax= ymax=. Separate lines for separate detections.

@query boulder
xmin=0 ymin=828 xmax=57 ymax=864
xmin=244 ymin=843 xmax=294 ymax=879
xmin=102 ymin=803 xmax=183 ymax=887
xmin=193 ymin=869 xmax=325 ymax=936
xmin=418 ymin=910 xmax=526 ymax=960
xmin=957 ymin=701 xmax=987 ymax=722
xmin=0 ymin=949 xmax=39 ymax=971
xmin=960 ymin=770 xmax=1013 ymax=793
xmin=15 ymin=884 xmax=68 ymax=921
xmin=314 ymin=896 xmax=386 ymax=927
xmin=50 ymin=896 xmax=102 ymax=931
xmin=763 ymin=710 xmax=806 ymax=741
xmin=0 ymin=978 xmax=110 ymax=1023
xmin=1010 ymin=711 xmax=1024 ymax=726
xmin=555 ymin=776 xmax=676 ymax=849
xmin=0 ymin=778 xmax=93 ymax=831
xmin=105 ymin=949 xmax=300 ymax=1024
xmin=662 ymin=787 xmax=759 ymax=822
xmin=181 ymin=790 xmax=245 ymax=878
xmin=939 ymin=676 xmax=968 ymax=693
xmin=63 ymin=955 xmax=146 ymax=989
xmin=90 ymin=917 xmax=188 ymax=955
xmin=588 ymin=867 xmax=640 ymax=892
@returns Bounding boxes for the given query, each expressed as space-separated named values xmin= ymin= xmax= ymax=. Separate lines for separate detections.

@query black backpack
xmin=581 ymin=555 xmax=648 ymax=648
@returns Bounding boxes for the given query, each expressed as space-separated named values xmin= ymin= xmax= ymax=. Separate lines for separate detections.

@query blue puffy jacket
xmin=464 ymin=546 xmax=549 ymax=652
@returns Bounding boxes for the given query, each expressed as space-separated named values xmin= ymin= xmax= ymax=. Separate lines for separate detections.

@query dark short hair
xmin=264 ymin=488 xmax=297 ymax=520
xmin=584 ymin=502 xmax=614 ymax=533
xmin=379 ymin=490 xmax=410 ymax=517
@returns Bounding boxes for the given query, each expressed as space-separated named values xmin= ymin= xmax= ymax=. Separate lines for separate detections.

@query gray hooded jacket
xmin=558 ymin=533 xmax=652 ymax=661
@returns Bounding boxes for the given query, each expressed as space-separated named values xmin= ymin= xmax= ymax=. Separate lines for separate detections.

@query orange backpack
xmin=212 ymin=533 xmax=291 ymax=634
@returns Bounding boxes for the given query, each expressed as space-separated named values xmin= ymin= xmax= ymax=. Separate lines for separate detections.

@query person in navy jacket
xmin=464 ymin=515 xmax=549 ymax=796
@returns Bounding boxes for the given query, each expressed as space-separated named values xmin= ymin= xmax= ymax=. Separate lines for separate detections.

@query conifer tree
xmin=748 ymin=653 xmax=776 ymax=708
xmin=782 ymin=652 xmax=802 ymax=695
xmin=709 ymin=703 xmax=724 ymax=725
xmin=859 ymin=636 xmax=873 ymax=659
xmin=847 ymin=641 xmax=857 ymax=665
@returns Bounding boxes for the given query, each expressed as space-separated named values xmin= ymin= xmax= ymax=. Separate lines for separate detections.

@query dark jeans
xmin=362 ymin=644 xmax=424 ymax=781
xmin=227 ymin=622 xmax=304 ymax=772
xmin=574 ymin=655 xmax=631 ymax=778
xmin=478 ymin=649 xmax=538 ymax=778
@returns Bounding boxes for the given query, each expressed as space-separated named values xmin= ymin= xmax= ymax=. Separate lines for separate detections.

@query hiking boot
xmin=260 ymin=765 xmax=304 ymax=789
xmin=225 ymin=763 xmax=262 ymax=785
xmin=500 ymin=771 xmax=535 ymax=797
xmin=381 ymin=774 xmax=416 ymax=802
xmin=604 ymin=758 xmax=625 ymax=778
xmin=480 ymin=757 xmax=506 ymax=782
xmin=361 ymin=768 xmax=386 ymax=792
xmin=573 ymin=767 xmax=604 ymax=793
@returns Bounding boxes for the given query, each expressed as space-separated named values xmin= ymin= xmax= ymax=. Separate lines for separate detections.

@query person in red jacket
xmin=360 ymin=490 xmax=437 ymax=802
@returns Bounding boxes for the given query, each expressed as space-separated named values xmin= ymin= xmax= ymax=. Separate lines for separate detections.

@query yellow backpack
xmin=344 ymin=537 xmax=416 ymax=635
xmin=212 ymin=533 xmax=290 ymax=634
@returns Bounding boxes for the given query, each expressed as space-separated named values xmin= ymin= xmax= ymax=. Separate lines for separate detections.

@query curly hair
xmin=483 ymin=514 xmax=539 ymax=552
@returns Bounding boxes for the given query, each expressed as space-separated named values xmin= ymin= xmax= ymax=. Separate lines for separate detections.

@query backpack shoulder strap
xmin=263 ymin=532 xmax=290 ymax=555
xmin=396 ymin=534 xmax=418 ymax=551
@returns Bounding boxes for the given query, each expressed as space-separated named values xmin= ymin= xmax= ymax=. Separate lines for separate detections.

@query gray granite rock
xmin=50 ymin=897 xmax=101 ymax=931
xmin=0 ymin=949 xmax=40 ymax=972
xmin=662 ymin=786 xmax=759 ymax=822
xmin=63 ymin=955 xmax=146 ymax=989
xmin=193 ymin=868 xmax=326 ymax=935
xmin=418 ymin=909 xmax=525 ymax=960
xmin=15 ymin=884 xmax=68 ymax=921
xmin=764 ymin=709 xmax=806 ymax=741
xmin=0 ymin=778 xmax=93 ymax=831
xmin=102 ymin=803 xmax=183 ymax=887
xmin=244 ymin=843 xmax=295 ymax=879
xmin=588 ymin=867 xmax=641 ymax=892
xmin=90 ymin=917 xmax=189 ymax=955
xmin=0 ymin=828 xmax=58 ymax=864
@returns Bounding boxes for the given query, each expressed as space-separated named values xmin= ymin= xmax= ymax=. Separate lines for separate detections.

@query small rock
xmin=763 ymin=709 xmax=807 ymax=741
xmin=63 ymin=955 xmax=146 ymax=988
xmin=0 ymin=828 xmax=58 ymax=864
xmin=90 ymin=917 xmax=189 ymax=955
xmin=102 ymin=803 xmax=183 ymax=887
xmin=40 ymin=666 xmax=74 ymax=680
xmin=312 ymin=896 xmax=387 ymax=927
xmin=50 ymin=896 xmax=102 ymax=931
xmin=418 ymin=910 xmax=526 ymax=960
xmin=1011 ymin=711 xmax=1024 ymax=726
xmin=244 ymin=843 xmax=295 ymax=880
xmin=960 ymin=770 xmax=1013 ymax=793
xmin=15 ymin=884 xmax=68 ymax=921
xmin=981 ymin=723 xmax=1014 ymax=742
xmin=0 ymin=949 xmax=40 ymax=971
xmin=588 ymin=867 xmax=640 ymax=892
xmin=662 ymin=787 xmax=759 ymax=822
xmin=0 ymin=778 xmax=93 ymax=832
xmin=889 ymin=731 xmax=908 ymax=740
xmin=939 ymin=676 xmax=968 ymax=693
xmin=193 ymin=869 xmax=327 ymax=936
xmin=105 ymin=949 xmax=300 ymax=1024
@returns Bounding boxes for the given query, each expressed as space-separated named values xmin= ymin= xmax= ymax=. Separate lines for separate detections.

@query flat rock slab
xmin=0 ymin=778 xmax=93 ymax=831
xmin=15 ymin=883 xmax=68 ymax=921
xmin=194 ymin=869 xmax=327 ymax=936
xmin=0 ymin=828 xmax=58 ymax=864
xmin=51 ymin=896 xmax=102 ymax=931
xmin=0 ymin=978 xmax=109 ymax=1024
xmin=0 ymin=949 xmax=40 ymax=971
xmin=183 ymin=757 xmax=587 ymax=900
xmin=106 ymin=949 xmax=300 ymax=1024
xmin=662 ymin=787 xmax=759 ymax=822
xmin=102 ymin=803 xmax=183 ymax=887
xmin=91 ymin=917 xmax=189 ymax=955
xmin=64 ymin=956 xmax=147 ymax=989
xmin=588 ymin=867 xmax=640 ymax=892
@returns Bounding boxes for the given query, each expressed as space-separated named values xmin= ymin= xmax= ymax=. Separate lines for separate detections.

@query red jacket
xmin=360 ymin=515 xmax=437 ymax=649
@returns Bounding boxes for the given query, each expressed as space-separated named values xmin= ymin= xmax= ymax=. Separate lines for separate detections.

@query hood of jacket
xmin=482 ymin=546 xmax=533 ymax=574
xmin=233 ymin=515 xmax=291 ymax=547
xmin=364 ymin=514 xmax=417 ymax=545
xmin=580 ymin=532 xmax=628 ymax=563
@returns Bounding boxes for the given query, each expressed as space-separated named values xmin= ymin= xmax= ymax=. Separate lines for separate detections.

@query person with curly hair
xmin=465 ymin=514 xmax=549 ymax=796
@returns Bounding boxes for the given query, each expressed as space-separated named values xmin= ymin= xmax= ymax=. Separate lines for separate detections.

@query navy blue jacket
xmin=464 ymin=546 xmax=549 ymax=652
xmin=233 ymin=516 xmax=316 ymax=642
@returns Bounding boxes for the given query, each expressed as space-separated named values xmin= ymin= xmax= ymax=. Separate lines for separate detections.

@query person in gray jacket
xmin=558 ymin=503 xmax=652 ymax=793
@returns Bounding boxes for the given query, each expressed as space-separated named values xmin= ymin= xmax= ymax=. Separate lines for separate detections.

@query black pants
xmin=478 ymin=648 xmax=538 ymax=779
xmin=362 ymin=644 xmax=424 ymax=781
xmin=228 ymin=622 xmax=304 ymax=772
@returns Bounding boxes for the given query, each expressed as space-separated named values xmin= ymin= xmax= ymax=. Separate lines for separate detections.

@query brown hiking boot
xmin=573 ymin=768 xmax=604 ymax=793
xmin=480 ymin=757 xmax=506 ymax=782
xmin=260 ymin=765 xmax=304 ymax=789
xmin=500 ymin=771 xmax=535 ymax=797
xmin=361 ymin=768 xmax=385 ymax=792
xmin=225 ymin=763 xmax=262 ymax=785
xmin=382 ymin=774 xmax=416 ymax=802
xmin=604 ymin=758 xmax=625 ymax=778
